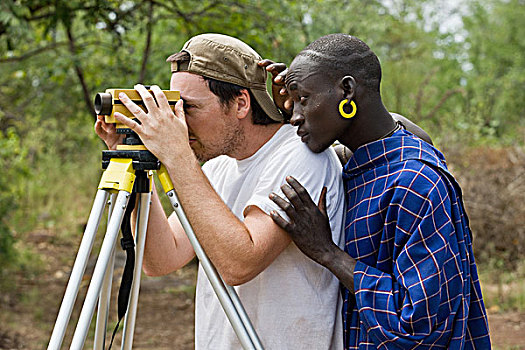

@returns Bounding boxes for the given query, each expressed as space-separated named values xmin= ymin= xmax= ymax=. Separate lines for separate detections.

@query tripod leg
xmin=121 ymin=190 xmax=152 ymax=350
xmin=157 ymin=166 xmax=263 ymax=349
xmin=70 ymin=190 xmax=132 ymax=350
xmin=224 ymin=284 xmax=263 ymax=349
xmin=47 ymin=190 xmax=109 ymax=350
xmin=166 ymin=188 xmax=262 ymax=350
xmin=94 ymin=193 xmax=118 ymax=350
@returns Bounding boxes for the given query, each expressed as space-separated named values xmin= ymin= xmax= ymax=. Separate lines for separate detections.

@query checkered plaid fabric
xmin=341 ymin=129 xmax=491 ymax=349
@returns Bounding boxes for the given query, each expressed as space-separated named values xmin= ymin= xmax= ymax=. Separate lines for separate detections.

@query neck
xmin=230 ymin=122 xmax=282 ymax=160
xmin=339 ymin=98 xmax=396 ymax=153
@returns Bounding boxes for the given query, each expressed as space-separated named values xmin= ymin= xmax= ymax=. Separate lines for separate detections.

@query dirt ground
xmin=1 ymin=229 xmax=525 ymax=350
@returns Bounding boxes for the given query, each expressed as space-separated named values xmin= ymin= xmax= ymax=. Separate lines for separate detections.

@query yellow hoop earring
xmin=339 ymin=99 xmax=357 ymax=119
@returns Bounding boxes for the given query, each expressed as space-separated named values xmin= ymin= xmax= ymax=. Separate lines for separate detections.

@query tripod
xmin=47 ymin=132 xmax=264 ymax=350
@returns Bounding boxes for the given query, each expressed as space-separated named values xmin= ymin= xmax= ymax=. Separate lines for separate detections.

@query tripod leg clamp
xmin=98 ymin=158 xmax=136 ymax=193
xmin=157 ymin=164 xmax=174 ymax=192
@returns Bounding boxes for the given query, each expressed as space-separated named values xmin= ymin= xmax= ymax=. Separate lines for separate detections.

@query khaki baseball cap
xmin=168 ymin=33 xmax=283 ymax=122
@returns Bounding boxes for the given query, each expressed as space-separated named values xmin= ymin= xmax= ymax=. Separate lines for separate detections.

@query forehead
xmin=170 ymin=71 xmax=206 ymax=90
xmin=286 ymin=55 xmax=331 ymax=91
xmin=170 ymin=72 xmax=214 ymax=101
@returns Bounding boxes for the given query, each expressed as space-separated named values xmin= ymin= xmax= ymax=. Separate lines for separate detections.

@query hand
xmin=258 ymin=59 xmax=293 ymax=117
xmin=269 ymin=176 xmax=336 ymax=264
xmin=94 ymin=114 xmax=124 ymax=150
xmin=112 ymin=84 xmax=193 ymax=167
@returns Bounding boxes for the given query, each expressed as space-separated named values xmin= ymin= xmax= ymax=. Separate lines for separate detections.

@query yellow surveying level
xmin=94 ymin=88 xmax=180 ymax=128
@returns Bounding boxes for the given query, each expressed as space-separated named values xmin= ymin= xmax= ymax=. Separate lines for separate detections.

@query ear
xmin=235 ymin=89 xmax=251 ymax=120
xmin=340 ymin=75 xmax=357 ymax=100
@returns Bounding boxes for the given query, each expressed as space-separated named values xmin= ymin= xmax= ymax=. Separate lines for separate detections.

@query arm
xmin=160 ymin=152 xmax=291 ymax=285
xmin=391 ymin=113 xmax=433 ymax=145
xmin=94 ymin=109 xmax=195 ymax=276
xmin=269 ymin=176 xmax=357 ymax=293
xmin=114 ymin=84 xmax=291 ymax=285
xmin=134 ymin=183 xmax=196 ymax=276
xmin=351 ymin=171 xmax=460 ymax=346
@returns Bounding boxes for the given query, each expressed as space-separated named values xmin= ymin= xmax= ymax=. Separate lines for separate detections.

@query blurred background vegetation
xmin=0 ymin=0 xmax=524 ymax=348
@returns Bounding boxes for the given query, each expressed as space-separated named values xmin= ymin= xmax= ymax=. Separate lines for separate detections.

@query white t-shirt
xmin=196 ymin=124 xmax=345 ymax=349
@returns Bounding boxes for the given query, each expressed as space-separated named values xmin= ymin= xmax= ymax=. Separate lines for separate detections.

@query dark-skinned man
xmin=265 ymin=34 xmax=491 ymax=349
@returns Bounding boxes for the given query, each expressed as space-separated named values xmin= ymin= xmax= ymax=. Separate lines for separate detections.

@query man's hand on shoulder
xmin=269 ymin=176 xmax=336 ymax=265
xmin=269 ymin=176 xmax=358 ymax=292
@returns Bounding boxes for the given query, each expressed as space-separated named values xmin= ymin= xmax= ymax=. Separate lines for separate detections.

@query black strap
xmin=108 ymin=192 xmax=137 ymax=350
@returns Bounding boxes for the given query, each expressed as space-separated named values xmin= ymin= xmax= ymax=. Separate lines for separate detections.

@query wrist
xmin=317 ymin=242 xmax=342 ymax=269
xmin=161 ymin=144 xmax=195 ymax=169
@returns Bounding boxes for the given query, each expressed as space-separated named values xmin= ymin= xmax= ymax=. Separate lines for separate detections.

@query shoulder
xmin=201 ymin=155 xmax=232 ymax=177
xmin=269 ymin=124 xmax=342 ymax=174
xmin=391 ymin=159 xmax=451 ymax=204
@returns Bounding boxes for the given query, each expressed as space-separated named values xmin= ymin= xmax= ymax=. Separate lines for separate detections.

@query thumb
xmin=318 ymin=186 xmax=328 ymax=216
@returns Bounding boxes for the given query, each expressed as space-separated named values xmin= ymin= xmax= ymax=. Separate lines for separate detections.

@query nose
xmin=289 ymin=108 xmax=304 ymax=127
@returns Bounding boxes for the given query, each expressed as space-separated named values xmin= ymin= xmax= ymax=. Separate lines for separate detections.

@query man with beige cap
xmin=95 ymin=33 xmax=344 ymax=349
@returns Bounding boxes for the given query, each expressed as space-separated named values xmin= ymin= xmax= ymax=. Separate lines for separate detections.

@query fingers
xmin=133 ymin=84 xmax=159 ymax=114
xmin=281 ymin=181 xmax=304 ymax=209
xmin=149 ymin=85 xmax=172 ymax=114
xmin=174 ymin=99 xmax=186 ymax=123
xmin=118 ymin=91 xmax=146 ymax=122
xmin=318 ymin=186 xmax=327 ymax=216
xmin=268 ymin=64 xmax=288 ymax=79
xmin=275 ymin=68 xmax=288 ymax=84
xmin=259 ymin=59 xmax=286 ymax=74
xmin=94 ymin=116 xmax=104 ymax=134
xmin=285 ymin=176 xmax=315 ymax=207
xmin=269 ymin=210 xmax=291 ymax=231
xmin=284 ymin=99 xmax=293 ymax=111
xmin=114 ymin=111 xmax=142 ymax=133
xmin=258 ymin=59 xmax=274 ymax=68
xmin=269 ymin=192 xmax=294 ymax=215
xmin=258 ymin=59 xmax=288 ymax=82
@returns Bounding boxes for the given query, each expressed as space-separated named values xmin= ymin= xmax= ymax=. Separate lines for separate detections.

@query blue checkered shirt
xmin=341 ymin=129 xmax=491 ymax=349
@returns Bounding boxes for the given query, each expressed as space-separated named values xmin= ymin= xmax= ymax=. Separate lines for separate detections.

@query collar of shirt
xmin=343 ymin=129 xmax=448 ymax=178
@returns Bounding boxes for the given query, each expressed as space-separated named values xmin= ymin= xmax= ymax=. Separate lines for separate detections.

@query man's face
xmin=286 ymin=56 xmax=345 ymax=153
xmin=170 ymin=72 xmax=245 ymax=162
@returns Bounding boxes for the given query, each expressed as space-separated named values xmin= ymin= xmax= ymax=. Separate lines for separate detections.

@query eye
xmin=181 ymin=99 xmax=195 ymax=111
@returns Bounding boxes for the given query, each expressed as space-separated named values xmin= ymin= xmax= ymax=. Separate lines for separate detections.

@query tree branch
xmin=0 ymin=42 xmax=68 ymax=63
xmin=65 ymin=25 xmax=97 ymax=120
xmin=415 ymin=67 xmax=438 ymax=118
xmin=139 ymin=1 xmax=155 ymax=84
xmin=424 ymin=88 xmax=465 ymax=121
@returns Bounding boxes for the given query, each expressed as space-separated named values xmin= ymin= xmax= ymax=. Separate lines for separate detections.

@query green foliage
xmin=462 ymin=0 xmax=525 ymax=142
xmin=0 ymin=128 xmax=28 ymax=268
xmin=479 ymin=259 xmax=525 ymax=312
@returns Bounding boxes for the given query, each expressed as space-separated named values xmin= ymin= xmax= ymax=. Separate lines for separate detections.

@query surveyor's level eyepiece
xmin=93 ymin=88 xmax=181 ymax=131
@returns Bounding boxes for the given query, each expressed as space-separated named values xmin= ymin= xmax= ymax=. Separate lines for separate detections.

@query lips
xmin=296 ymin=129 xmax=309 ymax=143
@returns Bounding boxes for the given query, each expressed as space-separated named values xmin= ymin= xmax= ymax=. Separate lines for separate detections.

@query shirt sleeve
xmin=245 ymin=148 xmax=336 ymax=218
xmin=353 ymin=175 xmax=459 ymax=347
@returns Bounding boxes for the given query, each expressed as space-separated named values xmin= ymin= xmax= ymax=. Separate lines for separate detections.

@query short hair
xmin=297 ymin=34 xmax=382 ymax=92
xmin=168 ymin=51 xmax=277 ymax=125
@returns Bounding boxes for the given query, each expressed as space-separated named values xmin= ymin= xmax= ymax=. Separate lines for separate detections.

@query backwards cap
xmin=168 ymin=33 xmax=283 ymax=122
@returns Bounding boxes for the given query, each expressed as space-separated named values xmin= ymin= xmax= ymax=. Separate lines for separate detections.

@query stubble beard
xmin=192 ymin=122 xmax=246 ymax=162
